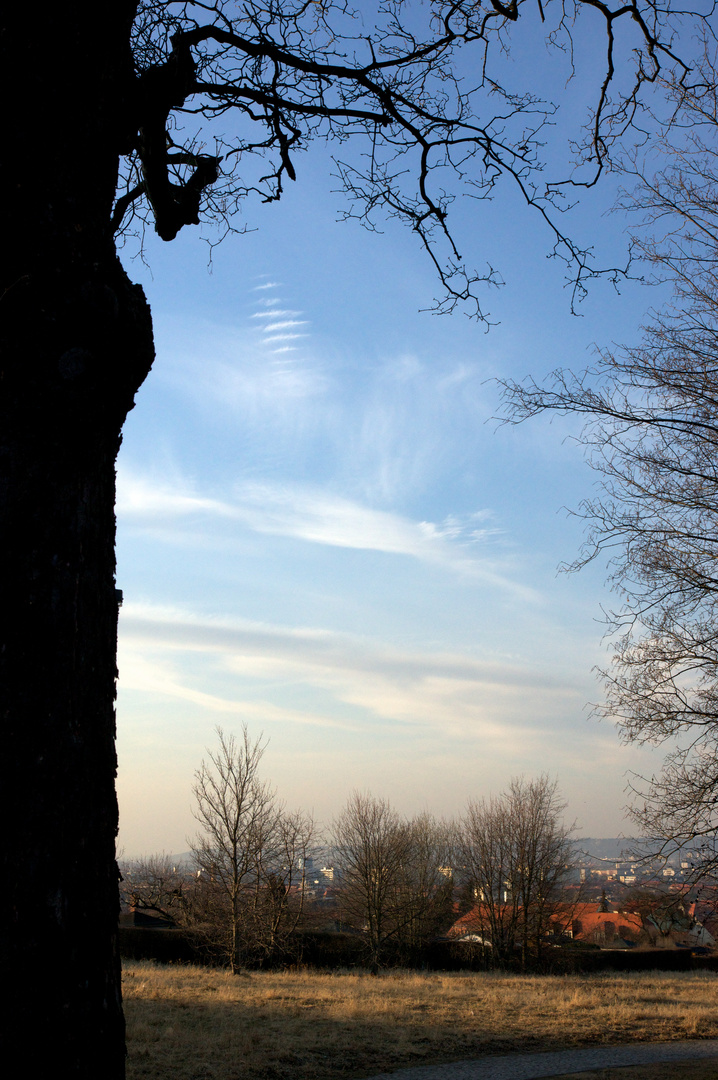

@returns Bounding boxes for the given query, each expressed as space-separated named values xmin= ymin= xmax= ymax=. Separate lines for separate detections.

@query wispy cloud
xmin=263 ymin=320 xmax=309 ymax=332
xmin=117 ymin=471 xmax=232 ymax=521
xmin=248 ymin=285 xmax=313 ymax=366
xmin=150 ymin=321 xmax=325 ymax=410
xmin=119 ymin=603 xmax=584 ymax=744
xmin=263 ymin=334 xmax=308 ymax=343
xmin=419 ymin=511 xmax=499 ymax=545
xmin=119 ymin=648 xmax=358 ymax=732
xmin=117 ymin=470 xmax=527 ymax=592
xmin=116 ymin=601 xmax=643 ymax=846
xmin=147 ymin=291 xmax=492 ymax=510
xmin=225 ymin=483 xmax=498 ymax=577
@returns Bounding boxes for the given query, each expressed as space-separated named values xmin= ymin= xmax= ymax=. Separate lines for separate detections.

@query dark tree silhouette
xmin=0 ymin=1 xmax=706 ymax=1075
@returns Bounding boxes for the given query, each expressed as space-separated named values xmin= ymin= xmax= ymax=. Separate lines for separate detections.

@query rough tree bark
xmin=0 ymin=5 xmax=153 ymax=1075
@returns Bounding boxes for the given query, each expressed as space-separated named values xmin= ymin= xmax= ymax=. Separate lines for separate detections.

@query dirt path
xmin=363 ymin=1041 xmax=718 ymax=1080
xmin=551 ymin=1064 xmax=718 ymax=1080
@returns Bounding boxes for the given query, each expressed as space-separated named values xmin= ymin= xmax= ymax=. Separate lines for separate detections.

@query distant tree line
xmin=121 ymin=725 xmax=579 ymax=972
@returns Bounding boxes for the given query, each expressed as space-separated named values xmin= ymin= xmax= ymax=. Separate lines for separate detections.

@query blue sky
xmin=114 ymin=17 xmax=679 ymax=855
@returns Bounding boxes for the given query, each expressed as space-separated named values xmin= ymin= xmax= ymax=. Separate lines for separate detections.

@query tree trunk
xmin=231 ymin=903 xmax=241 ymax=974
xmin=0 ymin=4 xmax=154 ymax=1074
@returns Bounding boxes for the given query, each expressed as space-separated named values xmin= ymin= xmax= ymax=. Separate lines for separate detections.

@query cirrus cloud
xmin=117 ymin=469 xmax=533 ymax=596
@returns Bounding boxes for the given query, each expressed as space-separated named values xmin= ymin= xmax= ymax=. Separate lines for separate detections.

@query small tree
xmin=394 ymin=813 xmax=455 ymax=958
xmin=458 ymin=776 xmax=575 ymax=969
xmin=190 ymin=725 xmax=314 ymax=969
xmin=510 ymin=776 xmax=577 ymax=965
xmin=332 ymin=793 xmax=452 ymax=970
xmin=191 ymin=725 xmax=272 ymax=970
xmin=458 ymin=791 xmax=520 ymax=965
xmin=249 ymin=807 xmax=315 ymax=964
xmin=333 ymin=792 xmax=409 ymax=972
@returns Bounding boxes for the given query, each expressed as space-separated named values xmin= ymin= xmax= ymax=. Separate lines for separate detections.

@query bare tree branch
xmin=332 ymin=792 xmax=452 ymax=970
xmin=113 ymin=0 xmax=708 ymax=319
xmin=458 ymin=775 xmax=576 ymax=969
xmin=499 ymin=44 xmax=718 ymax=884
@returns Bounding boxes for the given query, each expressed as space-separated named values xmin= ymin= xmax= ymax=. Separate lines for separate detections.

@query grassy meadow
xmin=124 ymin=961 xmax=718 ymax=1080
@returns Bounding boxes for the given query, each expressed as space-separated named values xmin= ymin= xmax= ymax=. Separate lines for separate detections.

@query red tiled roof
xmin=449 ymin=902 xmax=604 ymax=939
xmin=571 ymin=910 xmax=643 ymax=942
xmin=448 ymin=905 xmax=494 ymax=937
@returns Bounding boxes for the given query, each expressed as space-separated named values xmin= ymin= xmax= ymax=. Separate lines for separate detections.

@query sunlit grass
xmin=124 ymin=962 xmax=718 ymax=1080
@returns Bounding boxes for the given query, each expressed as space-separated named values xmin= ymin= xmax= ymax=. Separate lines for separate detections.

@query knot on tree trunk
xmin=137 ymin=36 xmax=221 ymax=241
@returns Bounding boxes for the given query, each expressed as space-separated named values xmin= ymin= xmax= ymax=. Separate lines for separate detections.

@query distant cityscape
xmin=162 ymin=837 xmax=710 ymax=903
xmin=284 ymin=837 xmax=709 ymax=892
xmin=134 ymin=836 xmax=718 ymax=957
xmin=571 ymin=838 xmax=706 ymax=894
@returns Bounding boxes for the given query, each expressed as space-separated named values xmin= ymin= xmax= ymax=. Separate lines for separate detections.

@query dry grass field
xmin=123 ymin=961 xmax=718 ymax=1080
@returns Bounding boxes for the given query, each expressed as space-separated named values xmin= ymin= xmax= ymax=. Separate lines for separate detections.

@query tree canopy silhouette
xmin=118 ymin=0 xmax=700 ymax=315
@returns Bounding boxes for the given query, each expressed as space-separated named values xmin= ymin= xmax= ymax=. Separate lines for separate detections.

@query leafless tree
xmin=393 ymin=812 xmax=456 ymax=956
xmin=191 ymin=724 xmax=314 ymax=969
xmin=500 ymin=46 xmax=718 ymax=885
xmin=249 ymin=807 xmax=315 ymax=963
xmin=117 ymin=0 xmax=702 ymax=318
xmin=510 ymin=776 xmax=578 ymax=964
xmin=333 ymin=792 xmax=410 ymax=971
xmin=191 ymin=724 xmax=277 ymax=970
xmin=332 ymin=792 xmax=452 ymax=969
xmin=458 ymin=776 xmax=575 ymax=968
xmin=458 ymin=789 xmax=521 ymax=963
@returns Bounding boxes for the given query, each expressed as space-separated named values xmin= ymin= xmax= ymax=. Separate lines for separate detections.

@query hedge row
xmin=119 ymin=926 xmax=718 ymax=973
